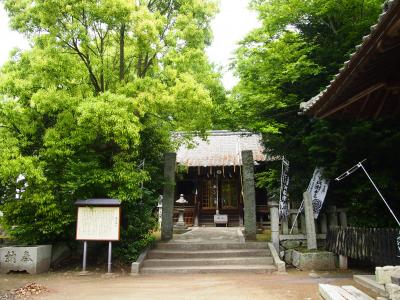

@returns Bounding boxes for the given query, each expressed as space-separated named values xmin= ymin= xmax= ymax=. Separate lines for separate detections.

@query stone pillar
xmin=303 ymin=191 xmax=317 ymax=250
xmin=339 ymin=211 xmax=348 ymax=228
xmin=328 ymin=206 xmax=338 ymax=229
xmin=300 ymin=214 xmax=306 ymax=234
xmin=339 ymin=255 xmax=348 ymax=270
xmin=281 ymin=218 xmax=289 ymax=234
xmin=319 ymin=213 xmax=328 ymax=234
xmin=268 ymin=201 xmax=280 ymax=251
xmin=242 ymin=150 xmax=257 ymax=240
xmin=161 ymin=153 xmax=176 ymax=241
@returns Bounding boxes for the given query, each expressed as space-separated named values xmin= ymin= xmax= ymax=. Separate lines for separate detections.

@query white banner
xmin=279 ymin=157 xmax=290 ymax=219
xmin=307 ymin=168 xmax=329 ymax=219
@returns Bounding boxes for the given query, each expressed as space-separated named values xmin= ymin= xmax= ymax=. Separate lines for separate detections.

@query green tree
xmin=0 ymin=0 xmax=224 ymax=260
xmin=224 ymin=0 xmax=399 ymax=226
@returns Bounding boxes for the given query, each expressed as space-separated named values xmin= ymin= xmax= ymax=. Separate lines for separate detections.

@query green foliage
xmin=223 ymin=0 xmax=399 ymax=226
xmin=0 ymin=0 xmax=223 ymax=260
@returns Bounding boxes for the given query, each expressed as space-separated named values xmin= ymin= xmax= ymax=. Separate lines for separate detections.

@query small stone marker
xmin=0 ymin=245 xmax=52 ymax=274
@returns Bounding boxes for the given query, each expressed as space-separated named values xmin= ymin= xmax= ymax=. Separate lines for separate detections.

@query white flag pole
xmin=335 ymin=159 xmax=400 ymax=227
xmin=289 ymin=199 xmax=304 ymax=234
xmin=359 ymin=164 xmax=400 ymax=227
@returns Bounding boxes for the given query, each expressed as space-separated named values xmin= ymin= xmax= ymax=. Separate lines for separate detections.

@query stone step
xmin=147 ymin=249 xmax=271 ymax=259
xmin=140 ymin=264 xmax=276 ymax=274
xmin=155 ymin=242 xmax=269 ymax=251
xmin=143 ymin=257 xmax=273 ymax=267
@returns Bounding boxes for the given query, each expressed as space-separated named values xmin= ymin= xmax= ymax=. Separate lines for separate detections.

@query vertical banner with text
xmin=307 ymin=167 xmax=329 ymax=219
xmin=279 ymin=157 xmax=290 ymax=219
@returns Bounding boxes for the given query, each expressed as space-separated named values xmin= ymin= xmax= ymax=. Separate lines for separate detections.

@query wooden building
xmin=300 ymin=0 xmax=400 ymax=118
xmin=173 ymin=131 xmax=269 ymax=227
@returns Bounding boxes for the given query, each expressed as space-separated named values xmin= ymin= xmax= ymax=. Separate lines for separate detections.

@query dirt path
xmin=0 ymin=269 xmax=377 ymax=300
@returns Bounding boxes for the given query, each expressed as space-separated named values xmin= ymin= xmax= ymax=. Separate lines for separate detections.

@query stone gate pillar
xmin=161 ymin=152 xmax=176 ymax=241
xmin=303 ymin=191 xmax=317 ymax=250
xmin=242 ymin=150 xmax=257 ymax=240
xmin=268 ymin=201 xmax=280 ymax=251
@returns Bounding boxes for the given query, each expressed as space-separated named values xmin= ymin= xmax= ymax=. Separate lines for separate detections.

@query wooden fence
xmin=326 ymin=227 xmax=400 ymax=265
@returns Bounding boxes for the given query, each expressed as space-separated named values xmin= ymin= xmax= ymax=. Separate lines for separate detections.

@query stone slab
xmin=353 ymin=275 xmax=387 ymax=297
xmin=140 ymin=264 xmax=276 ymax=274
xmin=319 ymin=284 xmax=374 ymax=300
xmin=0 ymin=245 xmax=52 ymax=274
xmin=292 ymin=250 xmax=336 ymax=271
xmin=385 ymin=283 xmax=400 ymax=300
xmin=342 ymin=285 xmax=374 ymax=300
xmin=376 ymin=266 xmax=400 ymax=284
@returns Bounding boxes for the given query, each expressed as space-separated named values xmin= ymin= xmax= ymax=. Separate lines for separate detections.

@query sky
xmin=0 ymin=0 xmax=259 ymax=90
xmin=0 ymin=6 xmax=29 ymax=64
xmin=206 ymin=0 xmax=259 ymax=89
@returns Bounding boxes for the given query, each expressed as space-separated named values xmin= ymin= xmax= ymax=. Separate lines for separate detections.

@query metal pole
xmin=107 ymin=241 xmax=112 ymax=274
xmin=359 ymin=163 xmax=400 ymax=227
xmin=82 ymin=241 xmax=87 ymax=272
xmin=289 ymin=199 xmax=304 ymax=234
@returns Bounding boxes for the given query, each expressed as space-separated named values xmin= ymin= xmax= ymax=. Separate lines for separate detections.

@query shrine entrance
xmin=174 ymin=166 xmax=243 ymax=227
xmin=197 ymin=175 xmax=241 ymax=226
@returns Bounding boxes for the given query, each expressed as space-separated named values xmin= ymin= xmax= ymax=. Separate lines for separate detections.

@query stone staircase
xmin=140 ymin=241 xmax=276 ymax=274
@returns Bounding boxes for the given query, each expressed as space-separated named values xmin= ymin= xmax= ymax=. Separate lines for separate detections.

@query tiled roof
xmin=300 ymin=0 xmax=400 ymax=116
xmin=176 ymin=131 xmax=267 ymax=167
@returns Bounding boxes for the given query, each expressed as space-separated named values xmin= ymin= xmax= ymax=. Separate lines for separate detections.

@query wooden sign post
xmin=75 ymin=199 xmax=121 ymax=275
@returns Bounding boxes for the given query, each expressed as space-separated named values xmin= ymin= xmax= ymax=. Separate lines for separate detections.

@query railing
xmin=280 ymin=206 xmax=347 ymax=241
xmin=326 ymin=226 xmax=400 ymax=265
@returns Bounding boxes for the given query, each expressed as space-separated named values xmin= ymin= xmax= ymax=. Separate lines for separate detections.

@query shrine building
xmin=171 ymin=130 xmax=270 ymax=228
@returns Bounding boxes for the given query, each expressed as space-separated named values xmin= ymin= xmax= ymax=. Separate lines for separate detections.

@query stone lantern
xmin=174 ymin=194 xmax=188 ymax=232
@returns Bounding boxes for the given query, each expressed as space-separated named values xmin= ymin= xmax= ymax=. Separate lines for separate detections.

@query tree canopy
xmin=220 ymin=0 xmax=400 ymax=227
xmin=0 ymin=0 xmax=224 ymax=259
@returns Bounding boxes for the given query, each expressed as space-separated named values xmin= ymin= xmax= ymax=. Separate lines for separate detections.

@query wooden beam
xmin=319 ymin=83 xmax=386 ymax=118
xmin=374 ymin=89 xmax=390 ymax=118
xmin=359 ymin=92 xmax=372 ymax=115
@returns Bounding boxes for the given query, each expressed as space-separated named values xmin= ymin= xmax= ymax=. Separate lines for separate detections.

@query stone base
xmin=0 ymin=245 xmax=52 ymax=274
xmin=173 ymin=227 xmax=191 ymax=234
xmin=291 ymin=249 xmax=336 ymax=271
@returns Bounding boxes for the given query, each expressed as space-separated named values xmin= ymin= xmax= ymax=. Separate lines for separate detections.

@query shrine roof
xmin=300 ymin=0 xmax=400 ymax=118
xmin=176 ymin=130 xmax=269 ymax=167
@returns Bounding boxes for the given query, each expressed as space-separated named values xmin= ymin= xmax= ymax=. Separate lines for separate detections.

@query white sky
xmin=206 ymin=0 xmax=259 ymax=90
xmin=0 ymin=0 xmax=259 ymax=90
xmin=0 ymin=5 xmax=29 ymax=64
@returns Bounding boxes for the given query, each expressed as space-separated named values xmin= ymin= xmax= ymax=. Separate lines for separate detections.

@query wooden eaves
xmin=299 ymin=0 xmax=400 ymax=119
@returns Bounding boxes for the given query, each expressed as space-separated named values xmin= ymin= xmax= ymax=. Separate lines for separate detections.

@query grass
xmin=256 ymin=229 xmax=271 ymax=242
xmin=151 ymin=230 xmax=161 ymax=241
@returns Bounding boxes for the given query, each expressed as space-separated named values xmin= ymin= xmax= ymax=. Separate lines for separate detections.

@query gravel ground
xmin=0 ymin=268 xmax=377 ymax=300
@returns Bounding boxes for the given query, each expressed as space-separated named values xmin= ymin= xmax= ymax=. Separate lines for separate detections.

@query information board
xmin=76 ymin=207 xmax=120 ymax=241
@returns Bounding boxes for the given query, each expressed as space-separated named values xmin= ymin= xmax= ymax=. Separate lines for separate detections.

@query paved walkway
xmin=169 ymin=227 xmax=245 ymax=243
xmin=0 ymin=270 xmax=376 ymax=300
